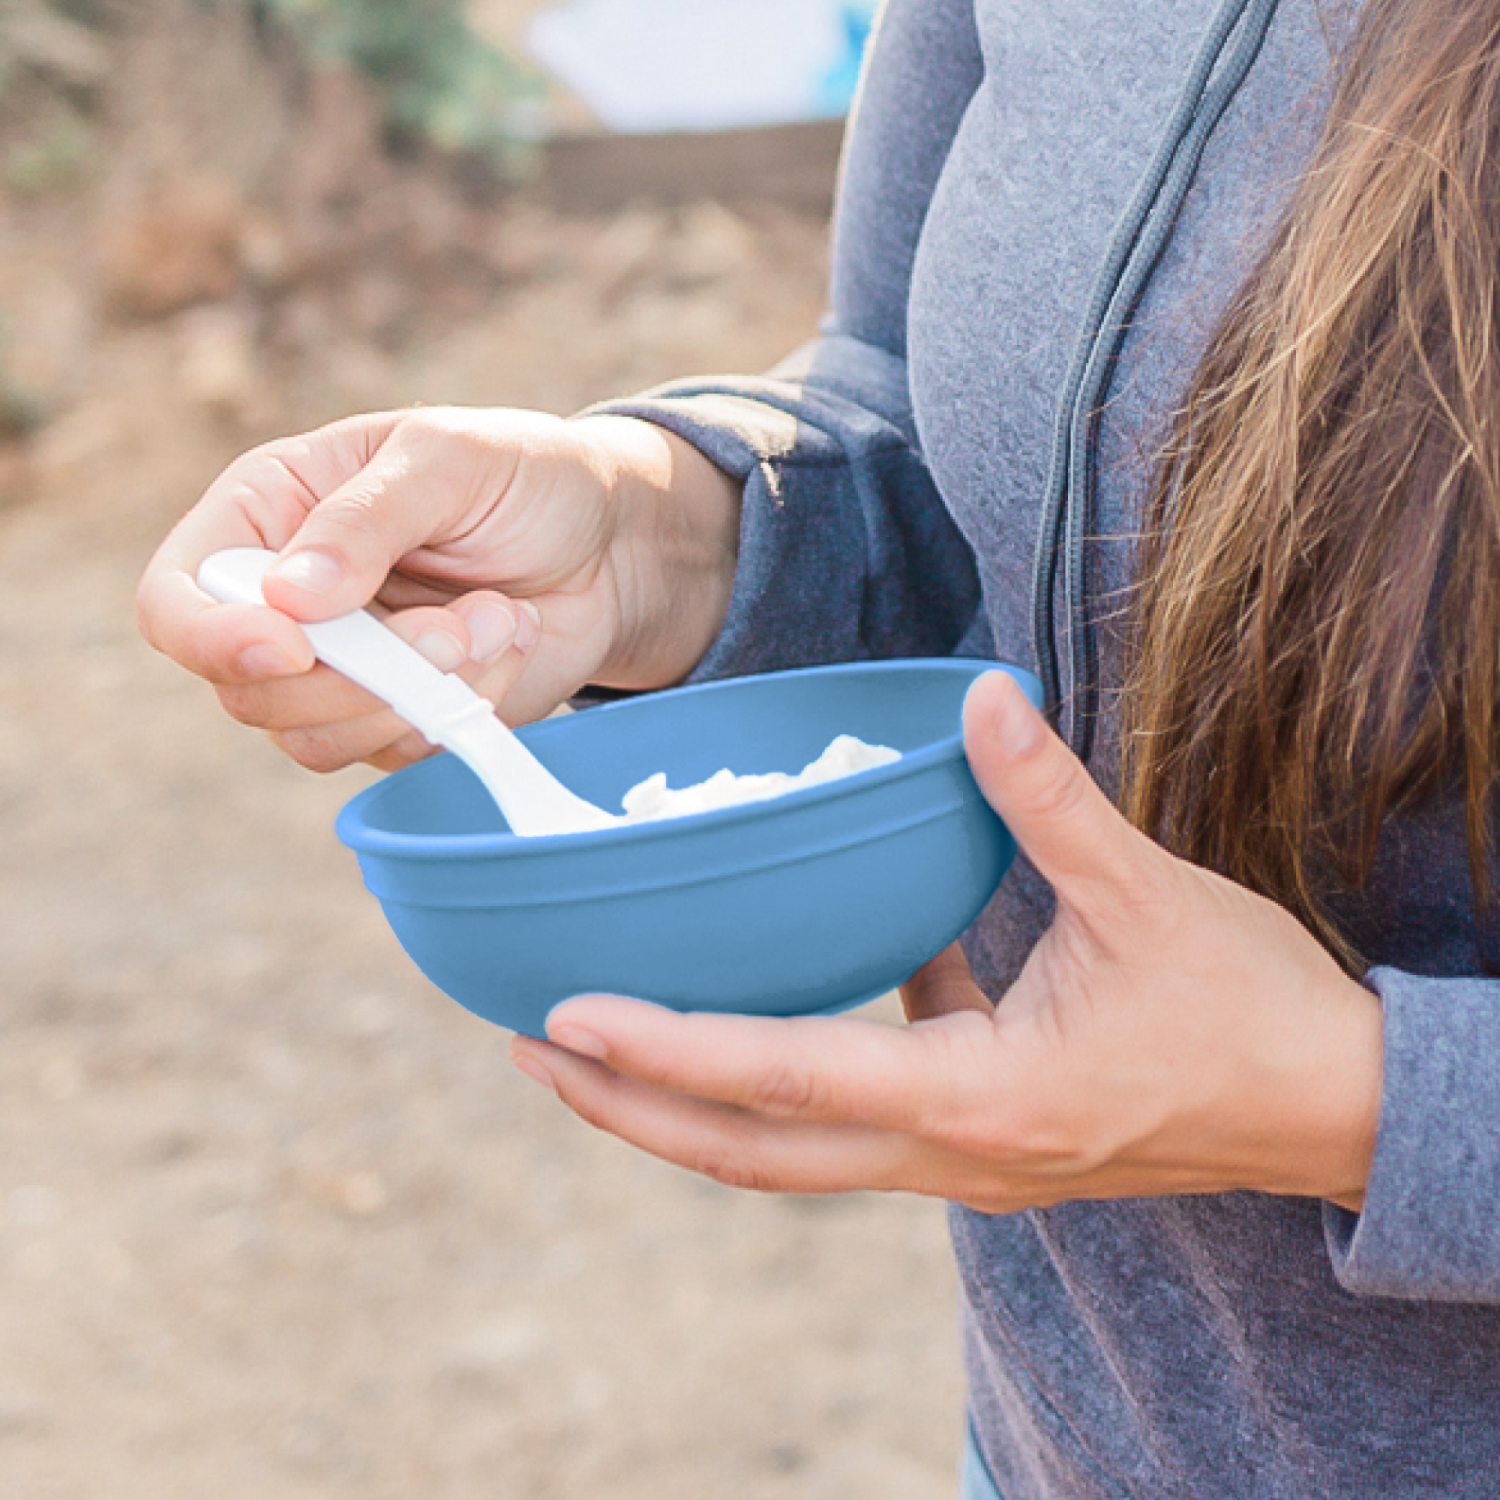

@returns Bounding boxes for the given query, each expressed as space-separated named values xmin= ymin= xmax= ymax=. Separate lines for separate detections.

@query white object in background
xmin=197 ymin=548 xmax=618 ymax=838
xmin=527 ymin=0 xmax=871 ymax=135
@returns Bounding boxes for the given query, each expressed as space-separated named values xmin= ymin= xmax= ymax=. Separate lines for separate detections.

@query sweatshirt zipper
xmin=1030 ymin=0 xmax=1282 ymax=762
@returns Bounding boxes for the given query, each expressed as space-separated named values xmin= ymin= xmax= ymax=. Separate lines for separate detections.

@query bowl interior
xmin=349 ymin=659 xmax=1039 ymax=845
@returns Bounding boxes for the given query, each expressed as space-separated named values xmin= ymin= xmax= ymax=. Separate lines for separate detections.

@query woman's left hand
xmin=510 ymin=672 xmax=1384 ymax=1214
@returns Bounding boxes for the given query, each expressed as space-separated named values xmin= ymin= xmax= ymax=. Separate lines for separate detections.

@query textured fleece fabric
xmin=589 ymin=1 xmax=1500 ymax=1494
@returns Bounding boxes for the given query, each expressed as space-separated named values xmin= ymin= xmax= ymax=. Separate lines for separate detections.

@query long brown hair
xmin=1121 ymin=0 xmax=1500 ymax=971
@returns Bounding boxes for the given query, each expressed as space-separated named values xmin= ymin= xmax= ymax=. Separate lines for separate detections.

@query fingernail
xmin=992 ymin=674 xmax=1043 ymax=756
xmin=413 ymin=629 xmax=466 ymax=672
xmin=467 ymin=601 xmax=517 ymax=662
xmin=515 ymin=601 xmax=542 ymax=654
xmin=547 ymin=1024 xmax=609 ymax=1062
xmin=511 ymin=1045 xmax=556 ymax=1091
xmin=239 ymin=643 xmax=298 ymax=677
xmin=270 ymin=550 xmax=343 ymax=596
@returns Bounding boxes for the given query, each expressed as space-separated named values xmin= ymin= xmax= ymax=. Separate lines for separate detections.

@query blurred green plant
xmin=0 ymin=317 xmax=47 ymax=441
xmin=262 ymin=0 xmax=548 ymax=171
xmin=0 ymin=1 xmax=102 ymax=194
xmin=5 ymin=101 xmax=92 ymax=192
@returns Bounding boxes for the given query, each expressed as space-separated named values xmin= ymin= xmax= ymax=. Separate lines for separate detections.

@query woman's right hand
xmin=136 ymin=407 xmax=742 ymax=774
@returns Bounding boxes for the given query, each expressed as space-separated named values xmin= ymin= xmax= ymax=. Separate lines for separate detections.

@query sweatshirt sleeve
xmin=1323 ymin=967 xmax=1500 ymax=1302
xmin=579 ymin=0 xmax=986 ymax=683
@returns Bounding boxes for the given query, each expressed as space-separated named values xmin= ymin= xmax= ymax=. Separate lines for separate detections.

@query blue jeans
xmin=962 ymin=1426 xmax=1005 ymax=1500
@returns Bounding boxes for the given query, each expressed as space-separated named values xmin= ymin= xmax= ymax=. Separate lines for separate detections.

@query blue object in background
xmin=816 ymin=3 xmax=879 ymax=118
xmin=528 ymin=0 xmax=879 ymax=135
xmin=337 ymin=660 xmax=1041 ymax=1039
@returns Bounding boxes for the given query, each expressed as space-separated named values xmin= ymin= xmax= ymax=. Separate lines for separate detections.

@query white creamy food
xmin=620 ymin=734 xmax=901 ymax=825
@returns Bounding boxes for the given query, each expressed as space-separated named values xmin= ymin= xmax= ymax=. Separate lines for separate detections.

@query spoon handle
xmin=196 ymin=549 xmax=615 ymax=837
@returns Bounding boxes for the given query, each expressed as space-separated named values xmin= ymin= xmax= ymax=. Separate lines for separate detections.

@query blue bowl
xmin=335 ymin=659 xmax=1040 ymax=1038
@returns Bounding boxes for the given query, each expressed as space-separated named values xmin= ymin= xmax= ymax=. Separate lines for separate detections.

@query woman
xmin=137 ymin=0 xmax=1500 ymax=1493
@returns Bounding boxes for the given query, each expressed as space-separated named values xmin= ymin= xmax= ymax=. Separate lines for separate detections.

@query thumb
xmin=963 ymin=671 xmax=1156 ymax=919
xmin=262 ymin=424 xmax=480 ymax=620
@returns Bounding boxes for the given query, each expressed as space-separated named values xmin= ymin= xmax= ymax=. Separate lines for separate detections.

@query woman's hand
xmin=137 ymin=408 xmax=741 ymax=772
xmin=511 ymin=671 xmax=1384 ymax=1214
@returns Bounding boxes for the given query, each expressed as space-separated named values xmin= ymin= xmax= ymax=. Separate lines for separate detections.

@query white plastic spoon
xmin=197 ymin=548 xmax=618 ymax=837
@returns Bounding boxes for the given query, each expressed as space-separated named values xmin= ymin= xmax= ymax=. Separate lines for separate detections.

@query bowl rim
xmin=336 ymin=658 xmax=1040 ymax=861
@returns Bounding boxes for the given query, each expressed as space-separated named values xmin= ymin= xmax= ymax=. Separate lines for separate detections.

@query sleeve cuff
xmin=576 ymin=345 xmax=981 ymax=688
xmin=1324 ymin=966 xmax=1500 ymax=1303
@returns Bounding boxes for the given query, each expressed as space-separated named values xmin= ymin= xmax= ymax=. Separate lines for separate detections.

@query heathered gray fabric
xmin=591 ymin=1 xmax=1500 ymax=1493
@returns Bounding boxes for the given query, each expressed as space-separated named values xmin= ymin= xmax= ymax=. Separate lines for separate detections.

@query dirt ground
xmin=0 ymin=6 xmax=965 ymax=1497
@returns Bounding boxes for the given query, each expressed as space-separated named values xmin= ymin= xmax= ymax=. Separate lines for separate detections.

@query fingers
xmin=140 ymin=539 xmax=316 ymax=689
xmin=900 ymin=943 xmax=994 ymax=1024
xmin=216 ymin=591 xmax=537 ymax=774
xmin=511 ymin=1041 xmax=909 ymax=1195
xmin=139 ymin=409 xmax=603 ymax=735
xmin=963 ymin=672 xmax=1165 ymax=923
xmin=269 ymin=713 xmax=429 ymax=775
xmin=154 ymin=598 xmax=317 ymax=687
xmin=137 ymin=414 xmax=406 ymax=682
xmin=226 ymin=592 xmax=527 ymax=704
xmin=261 ymin=414 xmax=510 ymax=622
xmin=541 ymin=996 xmax=997 ymax=1139
xmin=218 ymin=662 xmax=385 ymax=732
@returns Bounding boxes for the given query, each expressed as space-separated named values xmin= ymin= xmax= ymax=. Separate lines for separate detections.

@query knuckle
xmin=216 ymin=684 xmax=268 ymax=727
xmin=234 ymin=433 xmax=295 ymax=468
xmin=389 ymin=410 xmax=467 ymax=470
xmin=562 ymin=1079 xmax=617 ymax=1135
xmin=748 ymin=1056 xmax=825 ymax=1118
xmin=272 ymin=726 xmax=352 ymax=774
xmin=216 ymin=443 xmax=278 ymax=487
xmin=910 ymin=1021 xmax=999 ymax=1145
xmin=309 ymin=493 xmax=382 ymax=543
xmin=693 ymin=1146 xmax=778 ymax=1194
xmin=221 ymin=439 xmax=309 ymax=498
xmin=367 ymin=730 xmax=435 ymax=773
xmin=392 ymin=408 xmax=447 ymax=442
xmin=1023 ymin=758 xmax=1094 ymax=827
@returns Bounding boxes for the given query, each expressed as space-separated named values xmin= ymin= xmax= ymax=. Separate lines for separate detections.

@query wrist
xmin=1288 ymin=973 xmax=1384 ymax=1211
xmin=573 ymin=415 xmax=742 ymax=691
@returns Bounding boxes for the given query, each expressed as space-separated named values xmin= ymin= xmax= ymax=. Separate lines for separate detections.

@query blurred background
xmin=0 ymin=2 xmax=963 ymax=1495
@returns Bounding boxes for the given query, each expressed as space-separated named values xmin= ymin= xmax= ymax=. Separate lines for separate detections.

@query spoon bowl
xmin=336 ymin=658 xmax=1041 ymax=1037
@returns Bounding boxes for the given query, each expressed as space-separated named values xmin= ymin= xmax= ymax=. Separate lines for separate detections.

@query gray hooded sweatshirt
xmin=593 ymin=1 xmax=1500 ymax=1494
